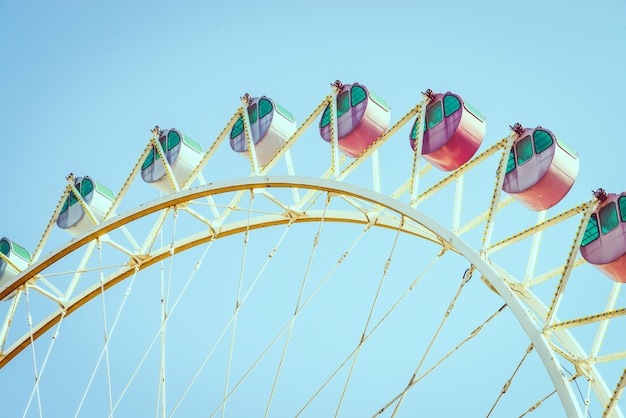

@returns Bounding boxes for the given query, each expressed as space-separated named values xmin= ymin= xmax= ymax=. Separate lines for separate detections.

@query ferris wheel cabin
xmin=502 ymin=126 xmax=579 ymax=211
xmin=580 ymin=191 xmax=626 ymax=283
xmin=141 ymin=128 xmax=203 ymax=193
xmin=0 ymin=237 xmax=31 ymax=301
xmin=229 ymin=96 xmax=297 ymax=167
xmin=56 ymin=176 xmax=115 ymax=236
xmin=410 ymin=91 xmax=486 ymax=171
xmin=319 ymin=83 xmax=391 ymax=158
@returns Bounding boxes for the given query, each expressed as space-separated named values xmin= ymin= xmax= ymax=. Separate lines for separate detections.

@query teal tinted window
xmin=0 ymin=239 xmax=9 ymax=256
xmin=231 ymin=116 xmax=244 ymax=139
xmin=351 ymin=85 xmax=367 ymax=107
xmin=443 ymin=95 xmax=461 ymax=117
xmin=60 ymin=196 xmax=70 ymax=214
xmin=426 ymin=101 xmax=443 ymax=129
xmin=167 ymin=131 xmax=181 ymax=150
xmin=556 ymin=137 xmax=577 ymax=158
xmin=80 ymin=178 xmax=94 ymax=197
xmin=182 ymin=135 xmax=202 ymax=153
xmin=533 ymin=129 xmax=553 ymax=154
xmin=464 ymin=101 xmax=486 ymax=122
xmin=505 ymin=148 xmax=516 ymax=174
xmin=61 ymin=190 xmax=78 ymax=213
xmin=275 ymin=102 xmax=295 ymax=122
xmin=142 ymin=148 xmax=155 ymax=170
xmin=410 ymin=118 xmax=421 ymax=141
xmin=248 ymin=103 xmax=258 ymax=125
xmin=515 ymin=136 xmax=533 ymax=165
xmin=96 ymin=182 xmax=115 ymax=201
xmin=600 ymin=202 xmax=619 ymax=234
xmin=369 ymin=91 xmax=390 ymax=111
xmin=337 ymin=91 xmax=350 ymax=118
xmin=259 ymin=99 xmax=273 ymax=119
xmin=321 ymin=106 xmax=331 ymax=128
xmin=11 ymin=241 xmax=30 ymax=261
xmin=620 ymin=196 xmax=626 ymax=222
xmin=582 ymin=214 xmax=599 ymax=246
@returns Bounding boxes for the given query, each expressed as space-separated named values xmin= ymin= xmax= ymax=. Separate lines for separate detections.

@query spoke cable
xmin=222 ymin=191 xmax=255 ymax=418
xmin=296 ymin=251 xmax=443 ymax=417
xmin=373 ymin=303 xmax=508 ymax=417
xmin=210 ymin=212 xmax=372 ymax=418
xmin=561 ymin=364 xmax=592 ymax=418
xmin=335 ymin=222 xmax=404 ymax=418
xmin=109 ymin=239 xmax=215 ymax=417
xmin=518 ymin=389 xmax=558 ymax=417
xmin=24 ymin=311 xmax=66 ymax=417
xmin=157 ymin=207 xmax=179 ymax=418
xmin=156 ymin=212 xmax=166 ymax=417
xmin=75 ymin=266 xmax=141 ymax=417
xmin=265 ymin=193 xmax=332 ymax=417
xmin=486 ymin=343 xmax=534 ymax=417
xmin=390 ymin=267 xmax=475 ymax=416
xmin=96 ymin=240 xmax=115 ymax=415
xmin=169 ymin=223 xmax=295 ymax=417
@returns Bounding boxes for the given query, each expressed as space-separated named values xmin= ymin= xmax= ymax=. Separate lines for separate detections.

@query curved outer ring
xmin=0 ymin=176 xmax=590 ymax=416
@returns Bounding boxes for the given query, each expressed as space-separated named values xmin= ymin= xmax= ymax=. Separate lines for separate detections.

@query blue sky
xmin=1 ymin=0 xmax=626 ymax=416
xmin=2 ymin=0 xmax=626 ymax=210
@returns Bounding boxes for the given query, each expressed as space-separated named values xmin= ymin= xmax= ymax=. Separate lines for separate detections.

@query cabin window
xmin=443 ymin=95 xmax=461 ymax=117
xmin=81 ymin=178 xmax=94 ymax=197
xmin=59 ymin=197 xmax=69 ymax=214
xmin=69 ymin=191 xmax=78 ymax=207
xmin=10 ymin=242 xmax=30 ymax=261
xmin=321 ymin=91 xmax=353 ymax=127
xmin=515 ymin=136 xmax=533 ymax=166
xmin=231 ymin=116 xmax=244 ymax=139
xmin=183 ymin=135 xmax=202 ymax=153
xmin=248 ymin=103 xmax=258 ymax=125
xmin=0 ymin=239 xmax=9 ymax=256
xmin=166 ymin=131 xmax=181 ymax=150
xmin=600 ymin=202 xmax=619 ymax=234
xmin=60 ymin=196 xmax=70 ymax=214
xmin=259 ymin=99 xmax=273 ymax=119
xmin=533 ymin=130 xmax=553 ymax=154
xmin=275 ymin=102 xmax=295 ymax=122
xmin=464 ymin=101 xmax=486 ymax=122
xmin=556 ymin=137 xmax=577 ymax=158
xmin=351 ymin=85 xmax=367 ymax=107
xmin=369 ymin=91 xmax=390 ymax=111
xmin=581 ymin=214 xmax=599 ymax=246
xmin=96 ymin=183 xmax=115 ymax=201
xmin=142 ymin=148 xmax=156 ymax=170
xmin=337 ymin=91 xmax=350 ymax=118
xmin=505 ymin=148 xmax=516 ymax=174
xmin=426 ymin=101 xmax=443 ymax=129
xmin=410 ymin=118 xmax=424 ymax=141
xmin=619 ymin=196 xmax=626 ymax=222
xmin=320 ymin=106 xmax=331 ymax=128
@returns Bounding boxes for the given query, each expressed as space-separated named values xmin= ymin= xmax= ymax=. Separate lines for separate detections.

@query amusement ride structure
xmin=1 ymin=81 xmax=625 ymax=417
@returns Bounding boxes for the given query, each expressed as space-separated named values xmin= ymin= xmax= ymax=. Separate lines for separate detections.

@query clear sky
xmin=1 ymin=0 xmax=626 ymax=416
xmin=2 ymin=1 xmax=626 ymax=228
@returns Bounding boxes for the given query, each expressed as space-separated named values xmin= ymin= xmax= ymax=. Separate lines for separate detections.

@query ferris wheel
xmin=1 ymin=81 xmax=625 ymax=417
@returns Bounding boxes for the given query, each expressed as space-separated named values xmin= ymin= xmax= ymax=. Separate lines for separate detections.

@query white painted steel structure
xmin=0 ymin=88 xmax=624 ymax=417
